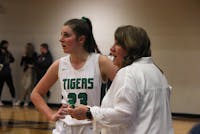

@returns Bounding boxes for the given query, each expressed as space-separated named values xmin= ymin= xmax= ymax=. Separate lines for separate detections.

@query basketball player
xmin=31 ymin=17 xmax=118 ymax=134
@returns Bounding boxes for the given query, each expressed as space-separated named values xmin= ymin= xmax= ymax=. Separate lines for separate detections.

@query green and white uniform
xmin=53 ymin=53 xmax=103 ymax=134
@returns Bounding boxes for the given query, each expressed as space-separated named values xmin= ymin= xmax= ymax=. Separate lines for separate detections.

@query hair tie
xmin=81 ymin=16 xmax=87 ymax=22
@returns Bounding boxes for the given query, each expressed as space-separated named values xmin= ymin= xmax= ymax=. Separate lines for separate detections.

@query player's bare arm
xmin=99 ymin=55 xmax=118 ymax=82
xmin=31 ymin=59 xmax=60 ymax=121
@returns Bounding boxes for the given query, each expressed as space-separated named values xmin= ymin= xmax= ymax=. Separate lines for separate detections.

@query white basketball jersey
xmin=58 ymin=53 xmax=103 ymax=125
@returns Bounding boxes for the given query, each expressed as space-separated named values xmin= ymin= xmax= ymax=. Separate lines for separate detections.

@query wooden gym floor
xmin=0 ymin=105 xmax=200 ymax=134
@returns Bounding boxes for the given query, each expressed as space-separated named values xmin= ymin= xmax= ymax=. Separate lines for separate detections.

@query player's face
xmin=59 ymin=25 xmax=79 ymax=54
xmin=110 ymin=40 xmax=127 ymax=68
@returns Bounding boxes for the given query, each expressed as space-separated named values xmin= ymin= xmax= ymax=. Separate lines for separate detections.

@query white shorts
xmin=52 ymin=120 xmax=93 ymax=134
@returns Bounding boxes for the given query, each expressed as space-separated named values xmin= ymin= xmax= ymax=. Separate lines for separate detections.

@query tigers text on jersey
xmin=58 ymin=53 xmax=103 ymax=126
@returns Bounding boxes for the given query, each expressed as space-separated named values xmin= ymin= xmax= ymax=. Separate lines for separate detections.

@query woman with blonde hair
xmin=17 ymin=43 xmax=37 ymax=106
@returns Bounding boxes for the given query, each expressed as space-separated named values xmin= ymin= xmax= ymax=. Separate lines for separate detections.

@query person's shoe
xmin=13 ymin=100 xmax=21 ymax=106
xmin=12 ymin=98 xmax=17 ymax=106
xmin=0 ymin=101 xmax=4 ymax=106
xmin=24 ymin=102 xmax=29 ymax=107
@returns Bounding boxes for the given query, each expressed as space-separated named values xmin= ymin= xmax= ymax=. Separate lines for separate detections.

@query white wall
xmin=0 ymin=0 xmax=200 ymax=114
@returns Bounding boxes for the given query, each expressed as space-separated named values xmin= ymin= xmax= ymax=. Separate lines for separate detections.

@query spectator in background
xmin=35 ymin=43 xmax=53 ymax=98
xmin=0 ymin=40 xmax=18 ymax=106
xmin=15 ymin=43 xmax=37 ymax=107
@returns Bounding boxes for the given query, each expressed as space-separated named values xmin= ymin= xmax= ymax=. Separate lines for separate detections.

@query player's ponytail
xmin=81 ymin=17 xmax=101 ymax=54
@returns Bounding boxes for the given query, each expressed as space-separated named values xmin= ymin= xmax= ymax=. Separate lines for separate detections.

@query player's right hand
xmin=50 ymin=104 xmax=69 ymax=121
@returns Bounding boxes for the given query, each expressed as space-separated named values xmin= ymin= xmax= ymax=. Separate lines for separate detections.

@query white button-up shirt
xmin=91 ymin=57 xmax=174 ymax=134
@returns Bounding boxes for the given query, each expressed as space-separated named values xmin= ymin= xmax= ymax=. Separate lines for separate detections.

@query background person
xmin=16 ymin=43 xmax=37 ymax=106
xmin=0 ymin=40 xmax=18 ymax=106
xmin=35 ymin=43 xmax=53 ymax=98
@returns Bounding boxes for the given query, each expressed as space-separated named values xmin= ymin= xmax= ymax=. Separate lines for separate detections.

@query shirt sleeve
xmin=91 ymin=67 xmax=139 ymax=128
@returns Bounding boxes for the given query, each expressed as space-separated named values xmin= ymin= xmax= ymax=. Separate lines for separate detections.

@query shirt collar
xmin=134 ymin=57 xmax=153 ymax=64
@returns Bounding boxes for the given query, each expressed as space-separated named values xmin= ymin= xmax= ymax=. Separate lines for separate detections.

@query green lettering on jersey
xmin=63 ymin=79 xmax=67 ymax=90
xmin=82 ymin=78 xmax=87 ymax=89
xmin=76 ymin=78 xmax=81 ymax=89
xmin=63 ymin=78 xmax=94 ymax=90
xmin=70 ymin=78 xmax=76 ymax=89
xmin=67 ymin=79 xmax=70 ymax=89
xmin=88 ymin=78 xmax=94 ymax=89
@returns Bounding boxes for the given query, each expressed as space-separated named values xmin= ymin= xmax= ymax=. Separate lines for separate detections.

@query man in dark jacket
xmin=0 ymin=40 xmax=17 ymax=106
xmin=35 ymin=43 xmax=53 ymax=98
